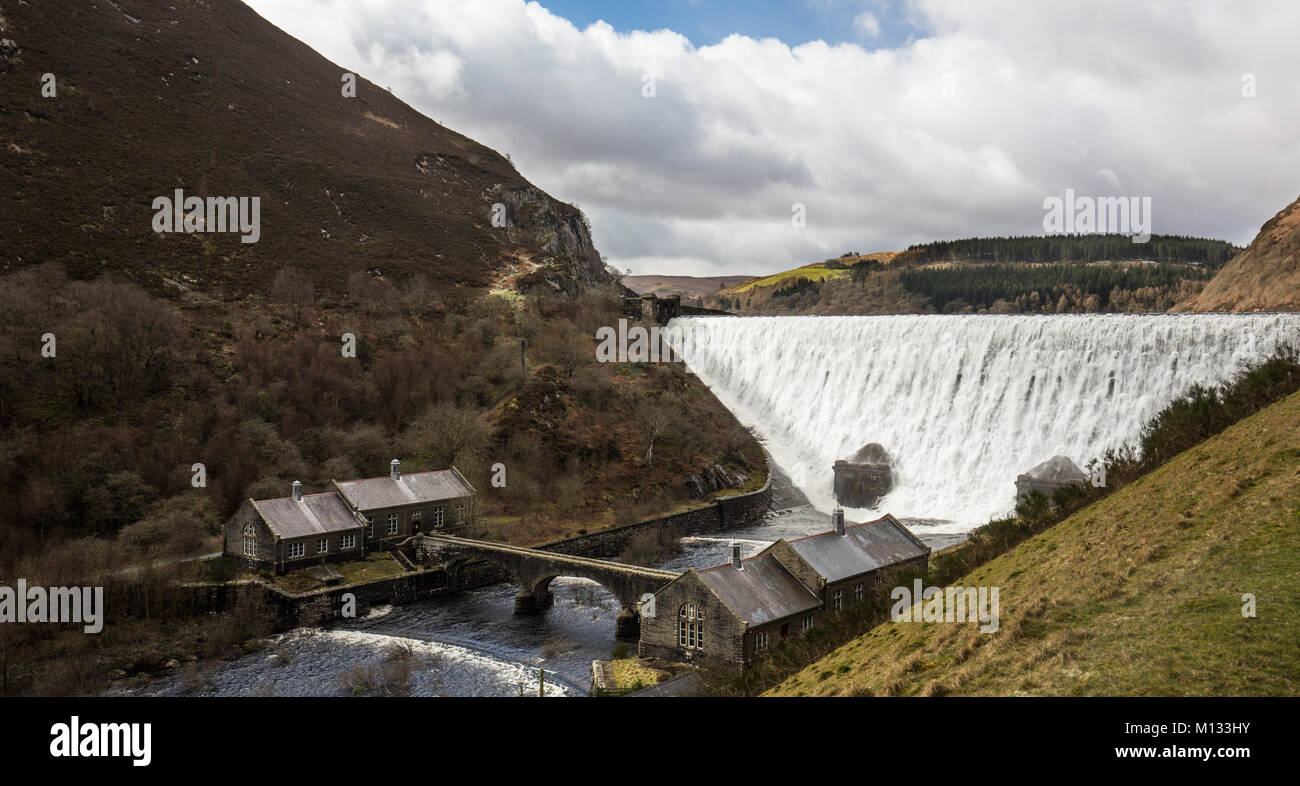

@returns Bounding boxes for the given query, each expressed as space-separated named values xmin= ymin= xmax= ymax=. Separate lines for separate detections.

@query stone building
xmin=832 ymin=443 xmax=895 ymax=508
xmin=223 ymin=481 xmax=365 ymax=574
xmin=622 ymin=293 xmax=681 ymax=324
xmin=1014 ymin=455 xmax=1087 ymax=501
xmin=638 ymin=511 xmax=930 ymax=668
xmin=332 ymin=460 xmax=476 ymax=546
xmin=223 ymin=460 xmax=476 ymax=573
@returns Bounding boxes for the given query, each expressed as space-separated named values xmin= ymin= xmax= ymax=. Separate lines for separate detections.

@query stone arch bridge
xmin=413 ymin=534 xmax=680 ymax=638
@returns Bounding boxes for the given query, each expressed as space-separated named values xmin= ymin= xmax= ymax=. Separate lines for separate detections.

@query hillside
xmin=720 ymin=252 xmax=899 ymax=295
xmin=769 ymin=389 xmax=1300 ymax=697
xmin=0 ymin=1 xmax=765 ymax=591
xmin=1178 ymin=193 xmax=1300 ymax=312
xmin=0 ymin=0 xmax=607 ymax=297
xmin=708 ymin=238 xmax=1233 ymax=315
xmin=623 ymin=274 xmax=755 ymax=300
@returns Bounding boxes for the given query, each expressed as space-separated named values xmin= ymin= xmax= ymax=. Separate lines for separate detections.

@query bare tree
xmin=635 ymin=402 xmax=676 ymax=467
xmin=270 ymin=266 xmax=315 ymax=328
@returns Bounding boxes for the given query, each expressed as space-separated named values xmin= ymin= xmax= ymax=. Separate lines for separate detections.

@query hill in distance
xmin=622 ymin=274 xmax=757 ymax=300
xmin=770 ymin=389 xmax=1300 ymax=697
xmin=717 ymin=252 xmax=899 ymax=296
xmin=1178 ymin=193 xmax=1300 ymax=312
xmin=0 ymin=0 xmax=608 ymax=298
xmin=708 ymin=236 xmax=1240 ymax=315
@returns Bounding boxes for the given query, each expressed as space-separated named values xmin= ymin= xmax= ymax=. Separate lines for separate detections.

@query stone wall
xmin=539 ymin=475 xmax=772 ymax=561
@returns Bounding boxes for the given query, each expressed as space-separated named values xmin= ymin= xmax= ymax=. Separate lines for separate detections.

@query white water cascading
xmin=670 ymin=314 xmax=1300 ymax=532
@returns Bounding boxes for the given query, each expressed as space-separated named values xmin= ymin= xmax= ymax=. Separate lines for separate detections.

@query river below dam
xmin=111 ymin=477 xmax=960 ymax=698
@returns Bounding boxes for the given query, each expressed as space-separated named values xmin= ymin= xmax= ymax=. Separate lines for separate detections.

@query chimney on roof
xmin=292 ymin=480 xmax=302 ymax=502
xmin=391 ymin=458 xmax=400 ymax=481
xmin=833 ymin=507 xmax=845 ymax=535
xmin=730 ymin=541 xmax=742 ymax=569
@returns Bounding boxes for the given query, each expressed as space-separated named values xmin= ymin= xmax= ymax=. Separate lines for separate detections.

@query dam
xmin=669 ymin=313 xmax=1300 ymax=531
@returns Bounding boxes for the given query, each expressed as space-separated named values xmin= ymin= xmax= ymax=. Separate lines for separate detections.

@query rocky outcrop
xmin=492 ymin=184 xmax=611 ymax=295
xmin=833 ymin=443 xmax=895 ymax=507
xmin=685 ymin=463 xmax=751 ymax=499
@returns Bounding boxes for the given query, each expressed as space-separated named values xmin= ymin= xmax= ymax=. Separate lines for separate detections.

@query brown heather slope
xmin=769 ymin=390 xmax=1300 ymax=697
xmin=1177 ymin=193 xmax=1300 ymax=312
xmin=0 ymin=0 xmax=607 ymax=297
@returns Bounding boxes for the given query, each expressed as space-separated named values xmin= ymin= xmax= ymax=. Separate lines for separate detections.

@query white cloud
xmin=853 ymin=12 xmax=882 ymax=38
xmin=246 ymin=0 xmax=1300 ymax=276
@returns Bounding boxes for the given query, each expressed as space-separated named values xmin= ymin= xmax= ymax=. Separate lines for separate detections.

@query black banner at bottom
xmin=0 ymin=696 xmax=1287 ymax=775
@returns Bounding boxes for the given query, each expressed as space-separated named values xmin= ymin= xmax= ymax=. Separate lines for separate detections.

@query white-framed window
xmin=854 ymin=583 xmax=864 ymax=603
xmin=678 ymin=602 xmax=705 ymax=650
xmin=801 ymin=615 xmax=814 ymax=633
xmin=831 ymin=589 xmax=843 ymax=611
xmin=753 ymin=631 xmax=769 ymax=652
xmin=242 ymin=523 xmax=257 ymax=557
xmin=456 ymin=504 xmax=466 ymax=524
xmin=318 ymin=538 xmax=328 ymax=554
xmin=387 ymin=513 xmax=399 ymax=535
xmin=341 ymin=534 xmax=356 ymax=549
xmin=432 ymin=506 xmax=444 ymax=527
xmin=287 ymin=542 xmax=305 ymax=558
xmin=363 ymin=517 xmax=374 ymax=538
xmin=411 ymin=509 xmax=423 ymax=523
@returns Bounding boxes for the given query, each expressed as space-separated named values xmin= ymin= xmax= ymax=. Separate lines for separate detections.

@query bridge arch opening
xmin=419 ymin=534 xmax=678 ymax=641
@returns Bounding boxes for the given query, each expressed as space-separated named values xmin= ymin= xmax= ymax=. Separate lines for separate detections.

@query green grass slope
xmin=769 ymin=390 xmax=1300 ymax=697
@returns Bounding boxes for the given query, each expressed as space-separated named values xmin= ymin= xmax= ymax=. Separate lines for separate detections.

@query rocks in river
xmin=685 ymin=463 xmax=750 ymax=498
xmin=1015 ymin=455 xmax=1087 ymax=500
xmin=833 ymin=443 xmax=895 ymax=508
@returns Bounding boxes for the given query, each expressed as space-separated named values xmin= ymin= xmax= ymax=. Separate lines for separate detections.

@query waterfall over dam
xmin=669 ymin=314 xmax=1300 ymax=532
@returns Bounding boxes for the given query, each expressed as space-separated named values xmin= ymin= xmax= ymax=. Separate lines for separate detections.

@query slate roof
xmin=785 ymin=514 xmax=930 ymax=584
xmin=334 ymin=468 xmax=474 ymax=512
xmin=697 ymin=554 xmax=820 ymax=626
xmin=253 ymin=492 xmax=363 ymax=539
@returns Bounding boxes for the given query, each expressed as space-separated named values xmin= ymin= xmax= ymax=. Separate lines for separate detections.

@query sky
xmin=245 ymin=0 xmax=1300 ymax=277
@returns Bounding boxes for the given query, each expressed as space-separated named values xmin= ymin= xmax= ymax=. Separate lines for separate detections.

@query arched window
xmin=242 ymin=523 xmax=257 ymax=557
xmin=678 ymin=602 xmax=704 ymax=651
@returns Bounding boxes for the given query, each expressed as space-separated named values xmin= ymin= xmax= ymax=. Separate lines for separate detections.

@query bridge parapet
xmin=414 ymin=534 xmax=680 ymax=638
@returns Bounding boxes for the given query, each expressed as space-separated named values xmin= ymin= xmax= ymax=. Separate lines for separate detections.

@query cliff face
xmin=0 ymin=0 xmax=610 ymax=297
xmin=493 ymin=183 xmax=607 ymax=296
xmin=1177 ymin=193 xmax=1300 ymax=312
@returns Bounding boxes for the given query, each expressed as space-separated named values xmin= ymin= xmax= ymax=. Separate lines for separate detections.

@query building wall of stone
xmin=354 ymin=494 xmax=473 ymax=547
xmin=221 ymin=499 xmax=276 ymax=572
xmin=637 ymin=572 xmax=747 ymax=667
xmin=832 ymin=461 xmax=893 ymax=507
xmin=744 ymin=611 xmax=818 ymax=662
xmin=1015 ymin=476 xmax=1074 ymax=499
xmin=277 ymin=530 xmax=365 ymax=571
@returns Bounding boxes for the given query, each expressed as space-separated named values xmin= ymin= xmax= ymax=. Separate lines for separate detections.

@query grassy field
xmin=768 ymin=390 xmax=1300 ymax=697
xmin=722 ymin=262 xmax=853 ymax=294
xmin=269 ymin=552 xmax=410 ymax=594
